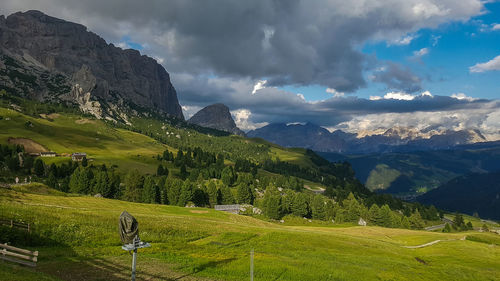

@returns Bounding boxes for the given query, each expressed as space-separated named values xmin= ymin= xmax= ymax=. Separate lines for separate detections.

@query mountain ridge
xmin=248 ymin=122 xmax=489 ymax=154
xmin=0 ymin=10 xmax=184 ymax=122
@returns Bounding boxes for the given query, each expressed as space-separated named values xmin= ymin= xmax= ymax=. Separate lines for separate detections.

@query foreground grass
xmin=0 ymin=187 xmax=499 ymax=281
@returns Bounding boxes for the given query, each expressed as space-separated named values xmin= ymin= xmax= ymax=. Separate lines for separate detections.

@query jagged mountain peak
xmin=188 ymin=103 xmax=245 ymax=136
xmin=0 ymin=10 xmax=184 ymax=121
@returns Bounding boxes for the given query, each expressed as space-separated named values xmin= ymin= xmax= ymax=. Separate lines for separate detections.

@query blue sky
xmin=283 ymin=1 xmax=500 ymax=102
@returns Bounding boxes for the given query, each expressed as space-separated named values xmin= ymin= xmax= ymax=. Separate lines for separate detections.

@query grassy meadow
xmin=1 ymin=185 xmax=499 ymax=281
xmin=0 ymin=107 xmax=172 ymax=174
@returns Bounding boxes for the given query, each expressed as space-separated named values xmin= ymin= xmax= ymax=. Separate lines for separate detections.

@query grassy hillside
xmin=1 ymin=186 xmax=499 ymax=281
xmin=0 ymin=107 xmax=169 ymax=174
xmin=418 ymin=171 xmax=500 ymax=220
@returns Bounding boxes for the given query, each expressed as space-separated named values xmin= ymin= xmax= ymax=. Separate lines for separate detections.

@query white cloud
xmin=431 ymin=35 xmax=441 ymax=46
xmin=384 ymin=91 xmax=416 ymax=100
xmin=412 ymin=3 xmax=450 ymax=19
xmin=451 ymin=93 xmax=477 ymax=101
xmin=333 ymin=101 xmax=500 ymax=141
xmin=412 ymin=47 xmax=429 ymax=58
xmin=326 ymin=88 xmax=345 ymax=97
xmin=493 ymin=24 xmax=500 ymax=31
xmin=370 ymin=90 xmax=433 ymax=101
xmin=389 ymin=35 xmax=416 ymax=46
xmin=470 ymin=55 xmax=500 ymax=73
xmin=252 ymin=80 xmax=267 ymax=95
xmin=181 ymin=105 xmax=202 ymax=119
xmin=231 ymin=109 xmax=268 ymax=131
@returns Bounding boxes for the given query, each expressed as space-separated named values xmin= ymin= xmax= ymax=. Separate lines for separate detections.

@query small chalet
xmin=40 ymin=151 xmax=57 ymax=157
xmin=71 ymin=153 xmax=87 ymax=161
xmin=358 ymin=218 xmax=367 ymax=226
xmin=214 ymin=204 xmax=241 ymax=214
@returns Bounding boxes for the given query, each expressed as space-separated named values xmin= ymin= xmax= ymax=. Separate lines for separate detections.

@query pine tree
xmin=178 ymin=180 xmax=194 ymax=206
xmin=166 ymin=178 xmax=183 ymax=206
xmin=466 ymin=221 xmax=473 ymax=230
xmin=157 ymin=164 xmax=165 ymax=176
xmin=236 ymin=183 xmax=253 ymax=204
xmin=34 ymin=158 xmax=45 ymax=177
xmin=180 ymin=164 xmax=188 ymax=180
xmin=46 ymin=171 xmax=58 ymax=189
xmin=124 ymin=169 xmax=144 ymax=202
xmin=221 ymin=166 xmax=235 ymax=186
xmin=60 ymin=177 xmax=70 ymax=193
xmin=409 ymin=209 xmax=425 ymax=229
xmin=69 ymin=167 xmax=81 ymax=193
xmin=207 ymin=181 xmax=220 ymax=207
xmin=81 ymin=156 xmax=88 ymax=167
xmin=220 ymin=185 xmax=235 ymax=204
xmin=311 ymin=194 xmax=326 ymax=220
xmin=400 ymin=216 xmax=411 ymax=229
xmin=343 ymin=193 xmax=361 ymax=222
xmin=368 ymin=204 xmax=382 ymax=225
xmin=291 ymin=193 xmax=309 ymax=217
xmin=93 ymin=170 xmax=109 ymax=196
xmin=442 ymin=223 xmax=452 ymax=233
xmin=378 ymin=204 xmax=393 ymax=227
xmin=142 ymin=176 xmax=159 ymax=203
xmin=325 ymin=200 xmax=335 ymax=220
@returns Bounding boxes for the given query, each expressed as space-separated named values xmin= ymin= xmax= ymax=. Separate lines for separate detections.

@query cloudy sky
xmin=2 ymin=0 xmax=500 ymax=137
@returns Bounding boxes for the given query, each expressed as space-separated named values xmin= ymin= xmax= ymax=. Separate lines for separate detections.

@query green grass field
xmin=1 ymin=185 xmax=499 ymax=281
xmin=0 ymin=108 xmax=171 ymax=174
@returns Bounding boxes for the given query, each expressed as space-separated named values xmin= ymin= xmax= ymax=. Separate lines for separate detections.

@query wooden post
xmin=131 ymin=248 xmax=137 ymax=281
xmin=10 ymin=220 xmax=13 ymax=228
xmin=250 ymin=248 xmax=254 ymax=281
xmin=27 ymin=223 xmax=30 ymax=233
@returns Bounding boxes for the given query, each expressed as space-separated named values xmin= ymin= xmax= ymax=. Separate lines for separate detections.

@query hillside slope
xmin=418 ymin=171 xmax=500 ymax=220
xmin=320 ymin=148 xmax=500 ymax=197
xmin=1 ymin=188 xmax=499 ymax=281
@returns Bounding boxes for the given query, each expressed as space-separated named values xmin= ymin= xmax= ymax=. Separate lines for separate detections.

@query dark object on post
xmin=119 ymin=211 xmax=139 ymax=245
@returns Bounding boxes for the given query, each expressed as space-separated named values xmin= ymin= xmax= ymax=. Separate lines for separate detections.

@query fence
xmin=0 ymin=219 xmax=31 ymax=233
xmin=0 ymin=243 xmax=38 ymax=267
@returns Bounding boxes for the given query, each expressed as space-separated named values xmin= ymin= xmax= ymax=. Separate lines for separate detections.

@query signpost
xmin=119 ymin=211 xmax=151 ymax=281
xmin=121 ymin=236 xmax=150 ymax=281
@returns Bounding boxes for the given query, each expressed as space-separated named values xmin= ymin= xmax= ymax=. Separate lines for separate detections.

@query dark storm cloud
xmin=371 ymin=62 xmax=422 ymax=93
xmin=1 ymin=0 xmax=484 ymax=92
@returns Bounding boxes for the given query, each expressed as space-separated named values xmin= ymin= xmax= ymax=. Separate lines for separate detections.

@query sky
xmin=2 ymin=0 xmax=500 ymax=137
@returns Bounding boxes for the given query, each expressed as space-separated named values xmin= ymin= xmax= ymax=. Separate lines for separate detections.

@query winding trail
xmin=403 ymin=236 xmax=466 ymax=249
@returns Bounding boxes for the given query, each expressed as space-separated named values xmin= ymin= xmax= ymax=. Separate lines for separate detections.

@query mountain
xmin=417 ymin=171 xmax=500 ymax=220
xmin=247 ymin=122 xmax=348 ymax=152
xmin=248 ymin=122 xmax=488 ymax=154
xmin=320 ymin=144 xmax=500 ymax=198
xmin=0 ymin=10 xmax=183 ymax=121
xmin=188 ymin=103 xmax=245 ymax=136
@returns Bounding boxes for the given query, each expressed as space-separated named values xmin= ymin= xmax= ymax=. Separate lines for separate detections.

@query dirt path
xmin=403 ymin=236 xmax=466 ymax=249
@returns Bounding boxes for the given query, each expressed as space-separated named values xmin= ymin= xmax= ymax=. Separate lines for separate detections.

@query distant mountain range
xmin=417 ymin=171 xmax=500 ymax=220
xmin=188 ymin=103 xmax=245 ymax=136
xmin=248 ymin=122 xmax=488 ymax=154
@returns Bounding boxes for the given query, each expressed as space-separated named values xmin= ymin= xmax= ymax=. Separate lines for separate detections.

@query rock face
xmin=0 ymin=10 xmax=183 ymax=120
xmin=188 ymin=104 xmax=245 ymax=136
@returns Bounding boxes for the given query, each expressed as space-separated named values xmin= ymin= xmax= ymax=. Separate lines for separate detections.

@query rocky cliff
xmin=188 ymin=104 xmax=245 ymax=136
xmin=0 ymin=10 xmax=183 ymax=120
